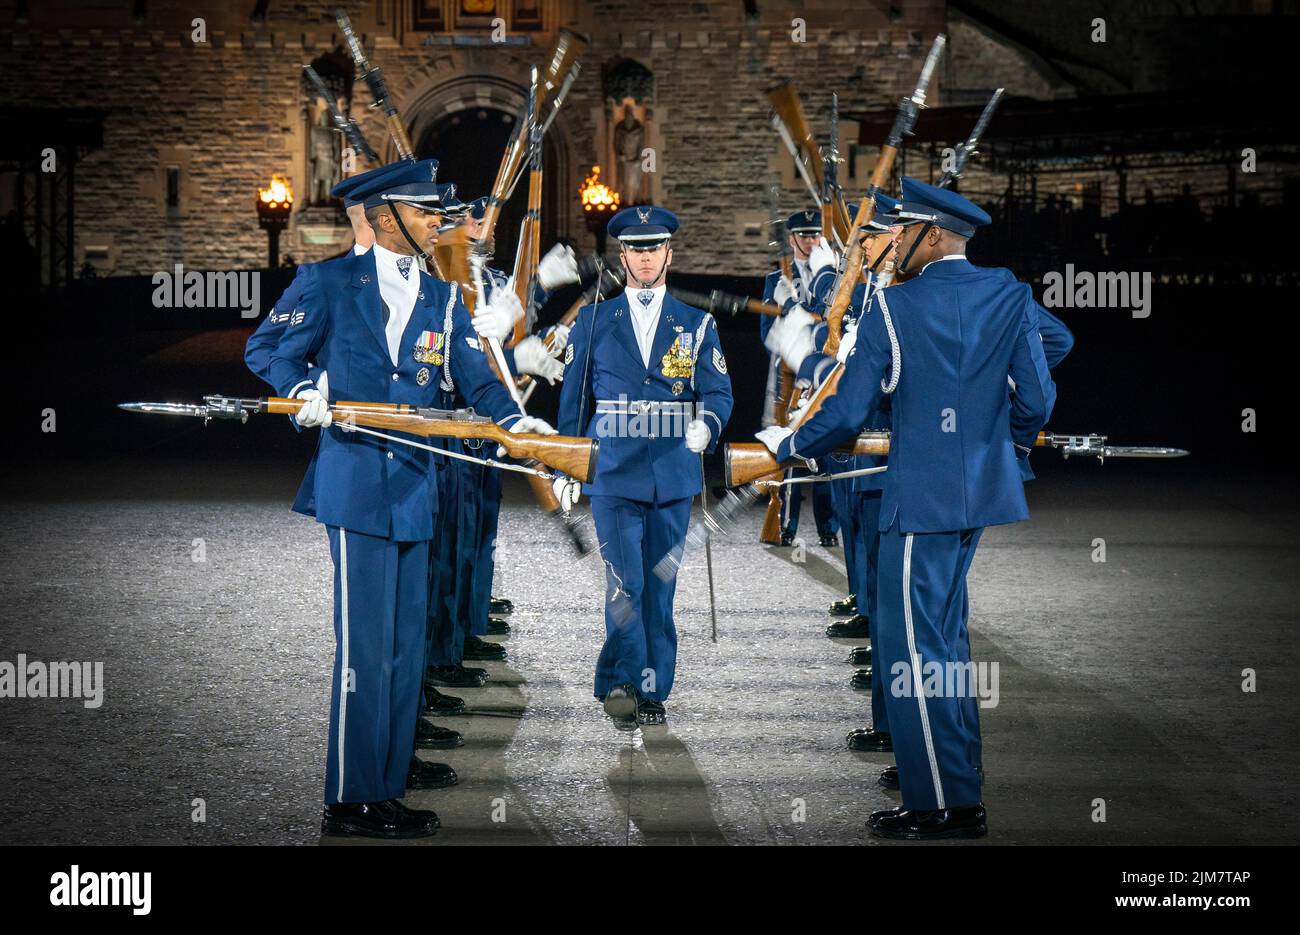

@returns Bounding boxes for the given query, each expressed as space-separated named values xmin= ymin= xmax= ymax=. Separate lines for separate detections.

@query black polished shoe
xmin=425 ymin=664 xmax=487 ymax=689
xmin=425 ymin=687 xmax=466 ymax=716
xmin=486 ymin=617 xmax=511 ymax=636
xmin=489 ymin=596 xmax=514 ymax=616
xmin=849 ymin=667 xmax=873 ymax=691
xmin=636 ymin=698 xmax=667 ymax=727
xmin=829 ymin=594 xmax=857 ymax=617
xmin=406 ymin=757 xmax=459 ymax=790
xmin=818 ymin=533 xmax=840 ymax=547
xmin=826 ymin=614 xmax=871 ymax=639
xmin=867 ymin=806 xmax=904 ymax=829
xmin=602 ymin=683 xmax=638 ymax=731
xmin=846 ymin=729 xmax=893 ymax=753
xmin=322 ymin=799 xmax=439 ymax=839
xmin=391 ymin=798 xmax=440 ymax=823
xmin=778 ymin=532 xmax=795 ymax=547
xmin=877 ymin=765 xmax=900 ymax=790
xmin=415 ymin=719 xmax=464 ymax=750
xmin=463 ymin=635 xmax=506 ymax=661
xmin=868 ymin=804 xmax=988 ymax=840
xmin=848 ymin=645 xmax=872 ymax=666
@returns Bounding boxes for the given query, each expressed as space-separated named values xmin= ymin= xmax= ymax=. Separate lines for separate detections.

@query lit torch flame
xmin=258 ymin=174 xmax=295 ymax=210
xmin=580 ymin=165 xmax=619 ymax=214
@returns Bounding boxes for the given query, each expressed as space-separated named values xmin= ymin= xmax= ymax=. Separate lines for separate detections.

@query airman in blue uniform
xmin=761 ymin=209 xmax=838 ymax=547
xmin=764 ymin=194 xmax=900 ymax=749
xmin=555 ymin=205 xmax=733 ymax=730
xmin=258 ymin=160 xmax=555 ymax=839
xmin=423 ymin=197 xmax=575 ymax=689
xmin=759 ymin=178 xmax=1059 ymax=840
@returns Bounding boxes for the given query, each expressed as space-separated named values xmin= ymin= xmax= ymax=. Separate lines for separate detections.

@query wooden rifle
xmin=119 ymin=396 xmax=601 ymax=483
xmin=724 ymin=431 xmax=1189 ymax=487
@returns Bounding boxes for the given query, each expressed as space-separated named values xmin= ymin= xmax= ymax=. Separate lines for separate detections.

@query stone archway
xmin=400 ymin=75 xmax=572 ymax=270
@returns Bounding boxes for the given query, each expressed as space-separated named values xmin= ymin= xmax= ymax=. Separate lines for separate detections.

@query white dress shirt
xmin=372 ymin=242 xmax=421 ymax=366
xmin=624 ymin=283 xmax=666 ymax=368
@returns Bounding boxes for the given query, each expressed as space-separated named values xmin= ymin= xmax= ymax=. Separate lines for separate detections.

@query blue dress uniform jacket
xmin=781 ymin=258 xmax=1057 ymax=533
xmin=777 ymin=256 xmax=1059 ymax=813
xmin=557 ymin=292 xmax=733 ymax=502
xmin=267 ymin=248 xmax=524 ymax=541
xmin=556 ymin=289 xmax=733 ymax=703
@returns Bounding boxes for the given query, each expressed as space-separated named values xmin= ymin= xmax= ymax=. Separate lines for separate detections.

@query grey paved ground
xmin=1 ymin=456 xmax=1297 ymax=845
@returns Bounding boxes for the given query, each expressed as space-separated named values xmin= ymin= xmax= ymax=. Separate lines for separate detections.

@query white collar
xmin=624 ymin=283 xmax=666 ymax=307
xmin=372 ymin=241 xmax=417 ymax=275
xmin=920 ymin=254 xmax=966 ymax=276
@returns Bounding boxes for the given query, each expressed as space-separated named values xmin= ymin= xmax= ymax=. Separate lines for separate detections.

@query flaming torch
xmin=256 ymin=174 xmax=295 ymax=268
xmin=579 ymin=165 xmax=619 ymax=256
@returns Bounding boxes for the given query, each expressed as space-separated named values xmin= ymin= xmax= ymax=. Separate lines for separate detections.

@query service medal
xmin=416 ymin=367 xmax=431 ymax=386
xmin=413 ymin=330 xmax=445 ymax=365
xmin=660 ymin=335 xmax=692 ymax=378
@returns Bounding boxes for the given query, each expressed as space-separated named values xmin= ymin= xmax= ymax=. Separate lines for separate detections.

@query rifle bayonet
xmin=335 ymin=8 xmax=415 ymax=160
xmin=938 ymin=87 xmax=1003 ymax=188
xmin=303 ymin=64 xmax=380 ymax=164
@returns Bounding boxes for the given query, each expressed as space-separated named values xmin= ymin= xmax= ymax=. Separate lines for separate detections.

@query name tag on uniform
xmin=413 ymin=330 xmax=445 ymax=365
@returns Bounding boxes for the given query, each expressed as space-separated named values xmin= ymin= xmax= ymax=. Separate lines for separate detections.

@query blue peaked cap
xmin=889 ymin=177 xmax=990 ymax=237
xmin=608 ymin=205 xmax=679 ymax=247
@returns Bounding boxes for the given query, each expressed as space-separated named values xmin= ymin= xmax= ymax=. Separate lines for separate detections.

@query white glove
xmin=513 ymin=335 xmax=564 ymax=385
xmin=537 ymin=243 xmax=580 ymax=291
xmin=755 ymin=425 xmax=793 ymax=456
xmin=545 ymin=323 xmax=571 ymax=358
xmin=316 ymin=369 xmax=329 ymax=400
xmin=293 ymin=388 xmax=332 ymax=429
xmin=836 ymin=322 xmax=858 ymax=362
xmin=772 ymin=275 xmax=797 ymax=310
xmin=764 ymin=308 xmax=817 ymax=372
xmin=496 ymin=414 xmax=558 ymax=458
xmin=808 ymin=236 xmax=837 ymax=276
xmin=553 ymin=475 xmax=581 ymax=511
xmin=472 ymin=289 xmax=524 ymax=342
xmin=684 ymin=419 xmax=711 ymax=453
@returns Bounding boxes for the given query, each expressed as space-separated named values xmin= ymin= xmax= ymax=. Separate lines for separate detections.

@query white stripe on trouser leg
xmin=902 ymin=533 xmax=945 ymax=809
xmin=337 ymin=529 xmax=349 ymax=801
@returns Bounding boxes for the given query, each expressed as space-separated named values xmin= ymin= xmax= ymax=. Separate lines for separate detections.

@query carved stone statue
xmin=309 ymin=107 xmax=341 ymax=205
xmin=614 ymin=109 xmax=645 ymax=205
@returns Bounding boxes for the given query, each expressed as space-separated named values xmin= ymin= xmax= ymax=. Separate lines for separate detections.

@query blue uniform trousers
xmin=425 ymin=447 xmax=481 ymax=668
xmin=590 ymin=494 xmax=693 ymax=702
xmin=851 ymin=491 xmax=888 ymax=733
xmin=829 ymin=472 xmax=856 ymax=574
xmin=876 ymin=520 xmax=984 ymax=810
xmin=781 ymin=470 xmax=837 ymax=539
xmin=469 ymin=467 xmax=504 ymax=637
xmin=324 ymin=526 xmax=429 ymax=804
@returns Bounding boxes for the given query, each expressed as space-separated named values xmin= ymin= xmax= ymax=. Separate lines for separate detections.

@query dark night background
xmin=0 ymin=1 xmax=1298 ymax=851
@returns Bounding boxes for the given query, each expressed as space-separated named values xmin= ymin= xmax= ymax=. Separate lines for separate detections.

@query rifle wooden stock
xmin=822 ymin=34 xmax=943 ymax=356
xmin=766 ymin=83 xmax=852 ymax=241
xmin=509 ymin=160 xmax=543 ymax=347
xmin=822 ymin=187 xmax=888 ymax=360
xmin=433 ymin=224 xmax=475 ymax=309
xmin=265 ymin=398 xmax=599 ymax=483
xmin=477 ymin=29 xmax=586 ymax=251
xmin=726 ymin=430 xmax=1061 ymax=487
xmin=386 ymin=113 xmax=415 ymax=161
